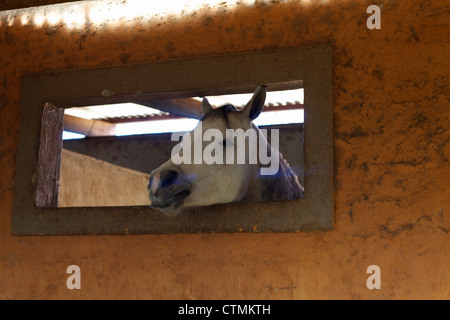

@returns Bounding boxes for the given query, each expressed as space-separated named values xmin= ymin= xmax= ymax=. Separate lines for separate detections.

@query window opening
xmin=59 ymin=88 xmax=305 ymax=209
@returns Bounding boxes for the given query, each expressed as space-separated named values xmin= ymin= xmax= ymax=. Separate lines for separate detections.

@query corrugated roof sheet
xmin=64 ymin=103 xmax=167 ymax=120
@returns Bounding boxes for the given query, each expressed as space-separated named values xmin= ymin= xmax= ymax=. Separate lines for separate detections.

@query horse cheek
xmin=220 ymin=164 xmax=251 ymax=203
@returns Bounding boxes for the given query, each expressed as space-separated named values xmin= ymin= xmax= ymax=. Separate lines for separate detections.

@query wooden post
xmin=35 ymin=103 xmax=64 ymax=208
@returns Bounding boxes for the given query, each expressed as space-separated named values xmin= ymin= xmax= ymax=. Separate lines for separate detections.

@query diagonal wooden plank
xmin=64 ymin=114 xmax=116 ymax=136
xmin=137 ymin=98 xmax=203 ymax=119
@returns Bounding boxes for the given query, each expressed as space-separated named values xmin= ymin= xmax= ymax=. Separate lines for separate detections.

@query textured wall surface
xmin=0 ymin=0 xmax=449 ymax=299
xmin=59 ymin=149 xmax=150 ymax=207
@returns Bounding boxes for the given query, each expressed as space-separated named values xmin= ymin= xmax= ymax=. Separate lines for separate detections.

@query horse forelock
xmin=200 ymin=104 xmax=237 ymax=128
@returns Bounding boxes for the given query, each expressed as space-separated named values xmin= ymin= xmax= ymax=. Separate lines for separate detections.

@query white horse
xmin=148 ymin=86 xmax=304 ymax=216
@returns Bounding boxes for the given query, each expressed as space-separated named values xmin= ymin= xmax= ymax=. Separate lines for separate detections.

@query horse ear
xmin=202 ymin=98 xmax=214 ymax=115
xmin=242 ymin=86 xmax=266 ymax=120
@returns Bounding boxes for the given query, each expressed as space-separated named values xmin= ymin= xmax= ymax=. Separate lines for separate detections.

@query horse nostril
xmin=161 ymin=169 xmax=180 ymax=188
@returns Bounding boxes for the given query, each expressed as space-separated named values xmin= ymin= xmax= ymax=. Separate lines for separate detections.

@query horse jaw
xmin=180 ymin=163 xmax=251 ymax=208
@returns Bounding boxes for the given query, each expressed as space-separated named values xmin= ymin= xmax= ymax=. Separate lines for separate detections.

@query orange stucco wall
xmin=0 ymin=0 xmax=449 ymax=299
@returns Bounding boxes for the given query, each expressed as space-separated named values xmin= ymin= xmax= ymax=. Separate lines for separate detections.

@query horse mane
xmin=259 ymin=150 xmax=304 ymax=201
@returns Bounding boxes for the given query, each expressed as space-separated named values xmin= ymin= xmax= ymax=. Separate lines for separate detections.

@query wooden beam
xmin=137 ymin=98 xmax=303 ymax=121
xmin=51 ymin=80 xmax=303 ymax=108
xmin=137 ymin=98 xmax=203 ymax=119
xmin=64 ymin=114 xmax=116 ymax=137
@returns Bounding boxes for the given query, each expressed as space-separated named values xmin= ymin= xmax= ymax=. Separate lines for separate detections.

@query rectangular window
xmin=12 ymin=46 xmax=333 ymax=235
xmin=58 ymin=89 xmax=304 ymax=208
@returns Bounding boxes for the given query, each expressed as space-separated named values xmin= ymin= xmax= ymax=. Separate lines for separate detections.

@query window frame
xmin=12 ymin=45 xmax=333 ymax=235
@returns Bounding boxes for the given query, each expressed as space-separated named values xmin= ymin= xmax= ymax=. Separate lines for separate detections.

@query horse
xmin=148 ymin=86 xmax=304 ymax=216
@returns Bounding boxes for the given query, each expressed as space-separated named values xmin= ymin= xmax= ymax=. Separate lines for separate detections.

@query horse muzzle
xmin=148 ymin=167 xmax=191 ymax=213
